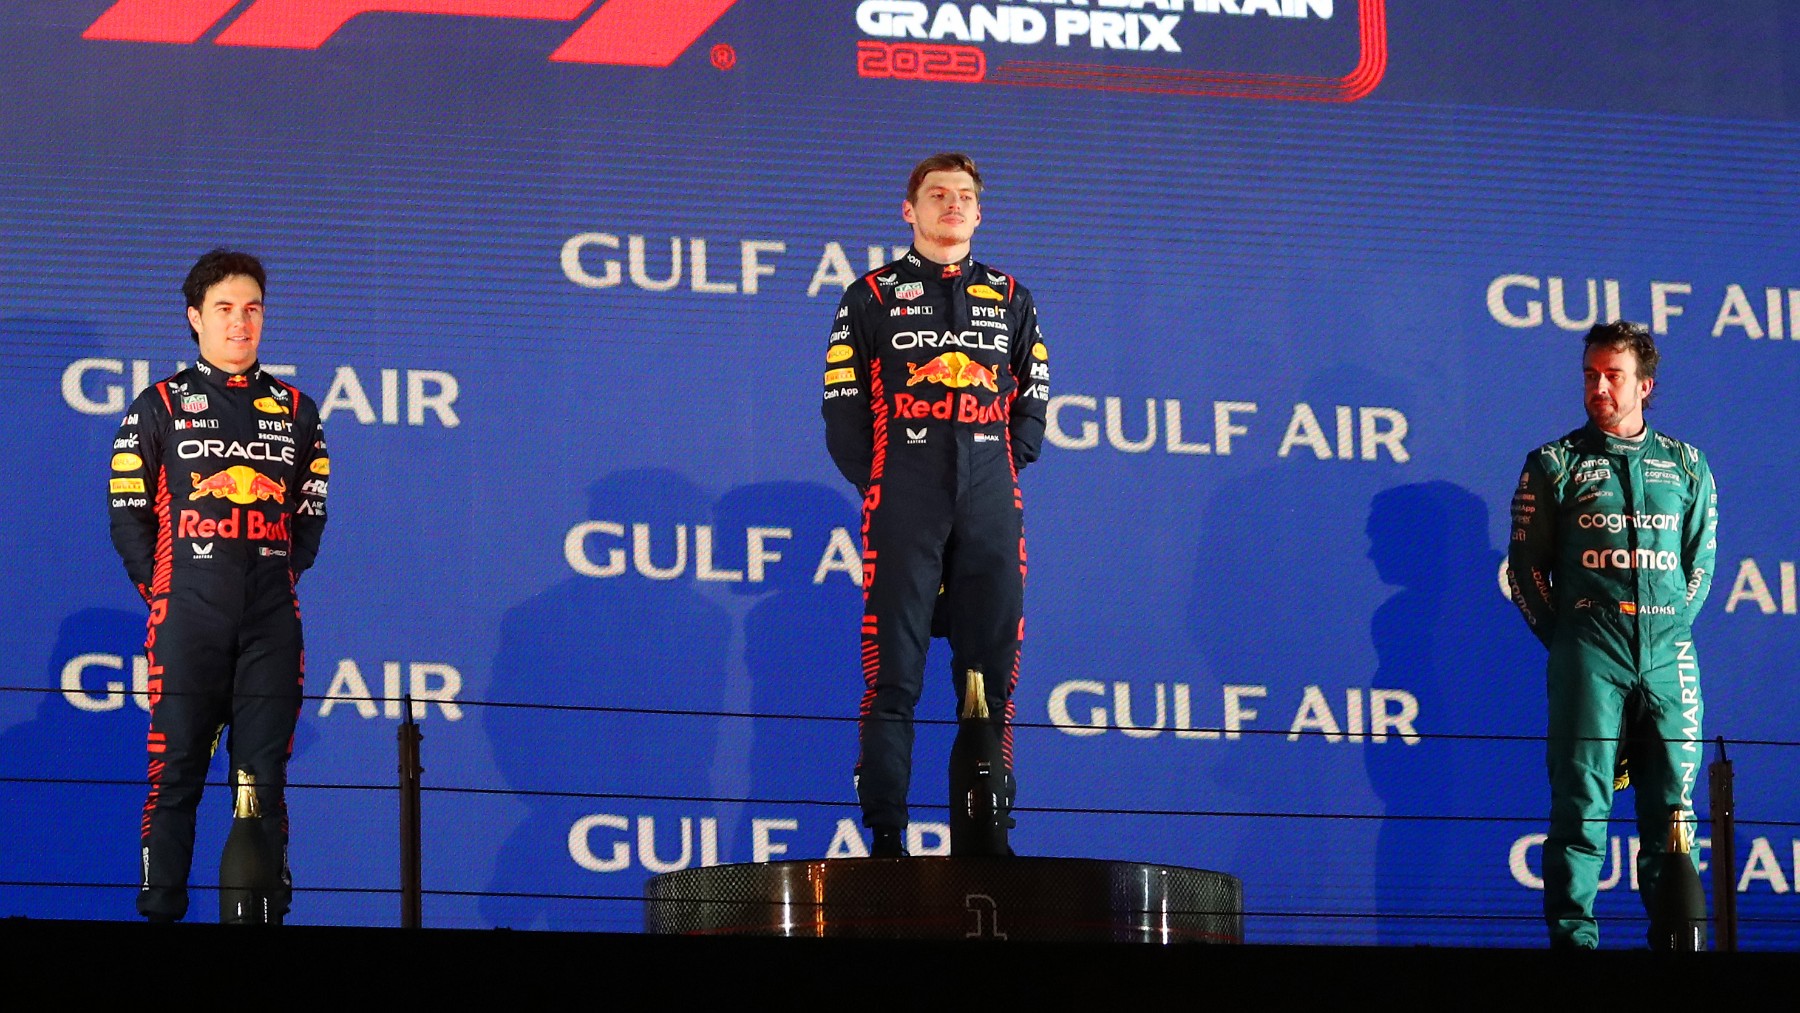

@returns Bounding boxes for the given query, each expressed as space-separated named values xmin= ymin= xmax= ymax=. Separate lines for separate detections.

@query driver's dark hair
xmin=1583 ymin=320 xmax=1659 ymax=409
xmin=182 ymin=249 xmax=266 ymax=341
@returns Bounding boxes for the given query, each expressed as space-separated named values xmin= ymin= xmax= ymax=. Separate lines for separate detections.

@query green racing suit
xmin=1508 ymin=424 xmax=1718 ymax=948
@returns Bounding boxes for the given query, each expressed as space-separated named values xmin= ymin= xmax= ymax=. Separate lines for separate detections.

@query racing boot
xmin=948 ymin=668 xmax=1015 ymax=857
xmin=870 ymin=827 xmax=908 ymax=858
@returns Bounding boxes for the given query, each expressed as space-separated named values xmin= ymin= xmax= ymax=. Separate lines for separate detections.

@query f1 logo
xmin=82 ymin=0 xmax=740 ymax=67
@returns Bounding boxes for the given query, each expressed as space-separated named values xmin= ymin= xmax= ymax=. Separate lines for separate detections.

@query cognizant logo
xmin=1577 ymin=512 xmax=1681 ymax=534
xmin=82 ymin=0 xmax=740 ymax=67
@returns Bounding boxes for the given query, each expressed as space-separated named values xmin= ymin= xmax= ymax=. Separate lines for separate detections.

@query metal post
xmin=399 ymin=693 xmax=424 ymax=929
xmin=1707 ymin=736 xmax=1736 ymax=952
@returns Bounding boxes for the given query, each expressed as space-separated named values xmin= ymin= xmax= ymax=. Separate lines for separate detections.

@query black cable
xmin=8 ymin=684 xmax=1800 ymax=748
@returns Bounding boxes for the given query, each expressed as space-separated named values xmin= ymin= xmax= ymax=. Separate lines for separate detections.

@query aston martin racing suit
xmin=1508 ymin=424 xmax=1717 ymax=949
xmin=822 ymin=249 xmax=1049 ymax=847
xmin=109 ymin=357 xmax=329 ymax=920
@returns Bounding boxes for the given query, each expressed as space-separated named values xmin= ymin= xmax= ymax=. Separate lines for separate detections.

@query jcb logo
xmin=83 ymin=0 xmax=739 ymax=67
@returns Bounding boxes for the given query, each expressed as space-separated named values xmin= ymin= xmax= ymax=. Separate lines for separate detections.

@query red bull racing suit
xmin=1508 ymin=424 xmax=1717 ymax=948
xmin=822 ymin=248 xmax=1049 ymax=851
xmin=109 ymin=357 xmax=329 ymax=920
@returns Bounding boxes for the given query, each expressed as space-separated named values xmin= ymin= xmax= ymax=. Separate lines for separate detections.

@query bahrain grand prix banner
xmin=3 ymin=1 xmax=1799 ymax=948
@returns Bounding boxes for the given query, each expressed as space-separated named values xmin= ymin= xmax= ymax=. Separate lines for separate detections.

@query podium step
xmin=645 ymin=857 xmax=1242 ymax=943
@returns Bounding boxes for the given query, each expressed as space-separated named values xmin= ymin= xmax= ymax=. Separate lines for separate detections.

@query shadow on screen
xmin=711 ymin=480 xmax=863 ymax=840
xmin=480 ymin=469 xmax=731 ymax=931
xmin=1365 ymin=480 xmax=1540 ymax=945
xmin=0 ymin=608 xmax=150 ymax=919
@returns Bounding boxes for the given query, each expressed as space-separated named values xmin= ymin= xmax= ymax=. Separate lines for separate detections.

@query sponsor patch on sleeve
xmin=827 ymin=344 xmax=854 ymax=363
xmin=824 ymin=368 xmax=857 ymax=386
xmin=110 ymin=477 xmax=146 ymax=493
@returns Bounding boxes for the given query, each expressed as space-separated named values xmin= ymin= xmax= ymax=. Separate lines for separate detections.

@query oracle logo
xmin=82 ymin=0 xmax=739 ymax=67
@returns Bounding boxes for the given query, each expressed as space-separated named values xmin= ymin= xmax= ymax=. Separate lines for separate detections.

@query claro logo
xmin=82 ymin=0 xmax=739 ymax=67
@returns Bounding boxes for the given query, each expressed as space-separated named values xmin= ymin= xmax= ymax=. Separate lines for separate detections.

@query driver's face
xmin=903 ymin=170 xmax=982 ymax=248
xmin=1583 ymin=344 xmax=1651 ymax=432
xmin=188 ymin=274 xmax=264 ymax=373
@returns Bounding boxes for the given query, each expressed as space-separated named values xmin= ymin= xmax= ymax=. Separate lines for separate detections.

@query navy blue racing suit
xmin=109 ymin=357 xmax=328 ymax=920
xmin=821 ymin=248 xmax=1048 ymax=845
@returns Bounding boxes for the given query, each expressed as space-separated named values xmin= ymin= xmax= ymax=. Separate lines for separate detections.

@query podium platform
xmin=644 ymin=857 xmax=1242 ymax=943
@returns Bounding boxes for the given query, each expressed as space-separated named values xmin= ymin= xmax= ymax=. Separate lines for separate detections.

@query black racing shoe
xmin=871 ymin=827 xmax=908 ymax=858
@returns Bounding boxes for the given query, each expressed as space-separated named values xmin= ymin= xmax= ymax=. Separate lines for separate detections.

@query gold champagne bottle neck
xmin=1667 ymin=810 xmax=1691 ymax=854
xmin=234 ymin=770 xmax=261 ymax=819
xmin=960 ymin=669 xmax=989 ymax=721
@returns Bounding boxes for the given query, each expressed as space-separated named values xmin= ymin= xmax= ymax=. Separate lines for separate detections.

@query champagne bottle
xmin=949 ymin=669 xmax=1014 ymax=856
xmin=219 ymin=769 xmax=274 ymax=925
xmin=1650 ymin=808 xmax=1707 ymax=951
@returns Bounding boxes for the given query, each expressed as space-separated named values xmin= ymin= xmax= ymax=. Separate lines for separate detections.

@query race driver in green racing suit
xmin=1508 ymin=321 xmax=1718 ymax=949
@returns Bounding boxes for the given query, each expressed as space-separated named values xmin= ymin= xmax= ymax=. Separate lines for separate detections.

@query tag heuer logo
xmin=895 ymin=282 xmax=924 ymax=301
xmin=181 ymin=394 xmax=208 ymax=413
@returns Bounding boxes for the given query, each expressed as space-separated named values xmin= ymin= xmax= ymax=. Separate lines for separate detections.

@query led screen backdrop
xmin=3 ymin=1 xmax=1799 ymax=947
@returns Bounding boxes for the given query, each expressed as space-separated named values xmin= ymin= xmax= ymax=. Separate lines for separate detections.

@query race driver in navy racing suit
xmin=109 ymin=249 xmax=329 ymax=922
xmin=822 ymin=153 xmax=1049 ymax=858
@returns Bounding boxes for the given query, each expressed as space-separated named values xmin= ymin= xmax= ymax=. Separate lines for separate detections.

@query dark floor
xmin=9 ymin=916 xmax=1791 ymax=1005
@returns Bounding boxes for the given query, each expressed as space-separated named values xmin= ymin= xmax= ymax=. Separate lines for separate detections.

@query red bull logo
xmin=906 ymin=352 xmax=998 ymax=391
xmin=190 ymin=466 xmax=286 ymax=505
xmin=176 ymin=508 xmax=291 ymax=542
xmin=892 ymin=391 xmax=1009 ymax=425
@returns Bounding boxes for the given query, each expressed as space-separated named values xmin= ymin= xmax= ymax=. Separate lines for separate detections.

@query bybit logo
xmin=83 ymin=0 xmax=740 ymax=67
